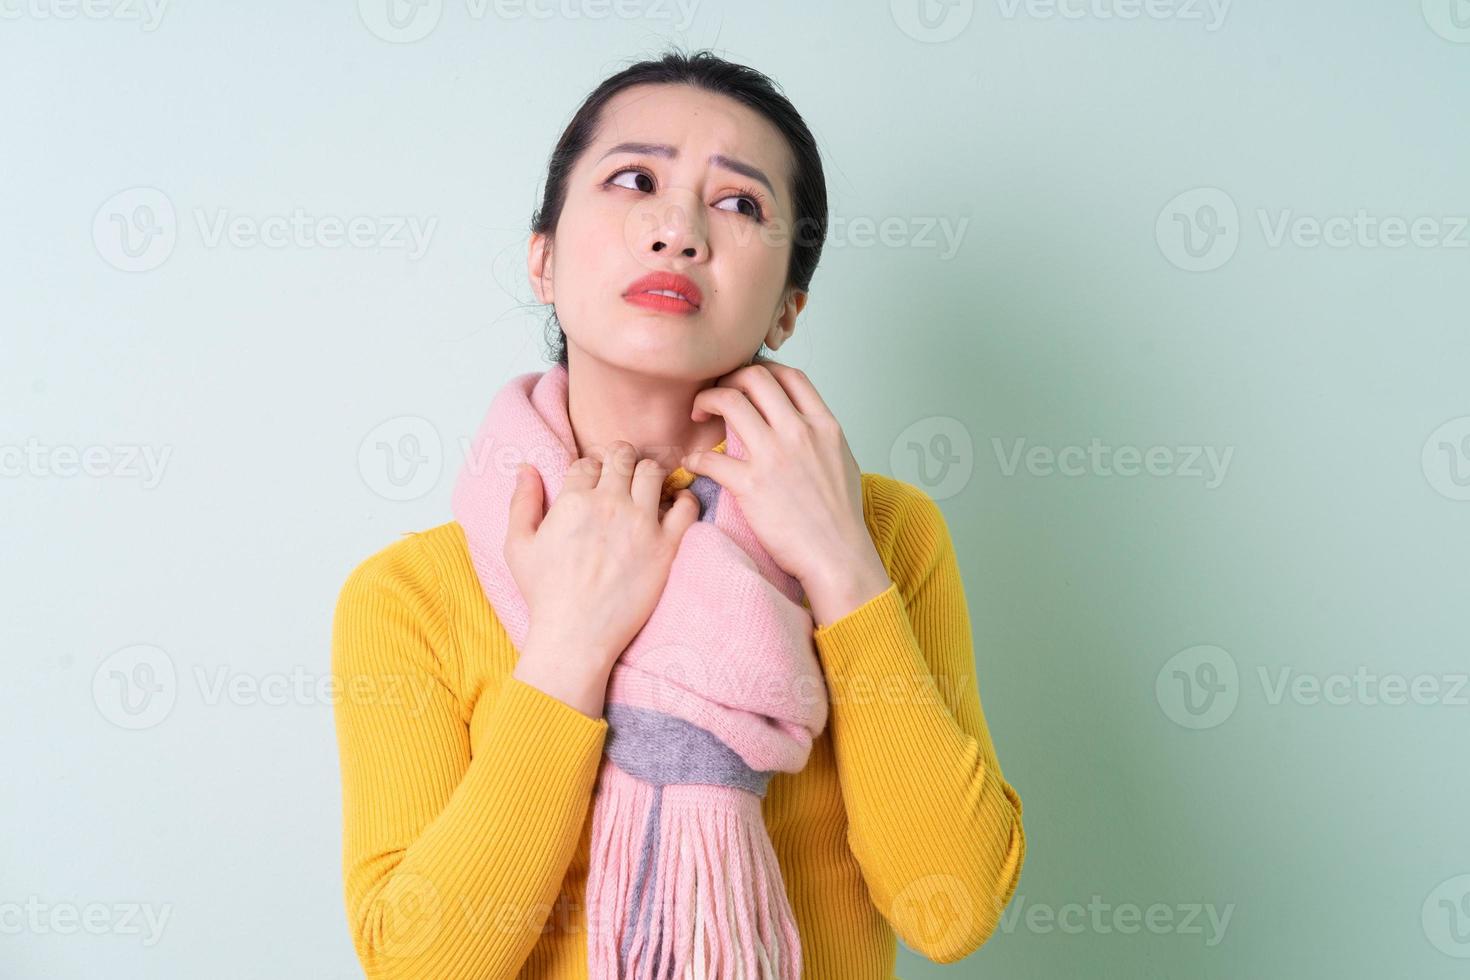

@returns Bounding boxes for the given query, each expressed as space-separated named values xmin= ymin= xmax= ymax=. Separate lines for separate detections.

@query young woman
xmin=332 ymin=48 xmax=1025 ymax=980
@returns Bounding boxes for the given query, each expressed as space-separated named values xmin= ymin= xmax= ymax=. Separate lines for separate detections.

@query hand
xmin=682 ymin=361 xmax=892 ymax=625
xmin=505 ymin=441 xmax=701 ymax=676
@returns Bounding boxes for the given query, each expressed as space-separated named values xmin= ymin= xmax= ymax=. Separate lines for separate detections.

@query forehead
xmin=587 ymin=83 xmax=793 ymax=198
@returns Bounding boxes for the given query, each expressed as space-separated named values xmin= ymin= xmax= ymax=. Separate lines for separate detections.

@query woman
xmin=331 ymin=48 xmax=1025 ymax=980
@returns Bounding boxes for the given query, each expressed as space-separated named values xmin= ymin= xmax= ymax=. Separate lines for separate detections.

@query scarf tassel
xmin=587 ymin=761 xmax=802 ymax=980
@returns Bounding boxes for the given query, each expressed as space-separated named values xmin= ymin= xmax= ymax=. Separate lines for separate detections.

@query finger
xmin=690 ymin=387 xmax=772 ymax=454
xmin=755 ymin=361 xmax=834 ymax=419
xmin=660 ymin=488 xmax=701 ymax=538
xmin=505 ymin=462 xmax=545 ymax=546
xmin=714 ymin=362 xmax=806 ymax=432
xmin=562 ymin=454 xmax=601 ymax=492
xmin=596 ymin=441 xmax=639 ymax=495
xmin=681 ymin=447 xmax=747 ymax=493
xmin=629 ymin=457 xmax=667 ymax=512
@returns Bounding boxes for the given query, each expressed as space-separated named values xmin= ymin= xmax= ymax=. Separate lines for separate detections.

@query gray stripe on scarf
xmin=690 ymin=474 xmax=721 ymax=524
xmin=606 ymin=702 xmax=774 ymax=976
xmin=605 ymin=702 xmax=774 ymax=795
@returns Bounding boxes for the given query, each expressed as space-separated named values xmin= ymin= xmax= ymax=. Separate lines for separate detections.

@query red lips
xmin=623 ymin=271 xmax=704 ymax=311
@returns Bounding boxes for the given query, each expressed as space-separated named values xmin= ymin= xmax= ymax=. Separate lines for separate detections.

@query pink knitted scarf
xmin=451 ymin=362 xmax=829 ymax=979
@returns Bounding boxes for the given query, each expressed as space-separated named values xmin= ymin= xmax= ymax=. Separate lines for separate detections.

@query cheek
xmin=719 ymin=226 xmax=789 ymax=301
xmin=552 ymin=212 xmax=618 ymax=293
xmin=557 ymin=204 xmax=600 ymax=253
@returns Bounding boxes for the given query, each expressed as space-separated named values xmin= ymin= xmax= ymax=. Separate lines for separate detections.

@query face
xmin=529 ymin=82 xmax=807 ymax=379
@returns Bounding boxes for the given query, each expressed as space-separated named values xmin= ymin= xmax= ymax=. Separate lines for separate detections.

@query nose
xmin=636 ymin=187 xmax=708 ymax=262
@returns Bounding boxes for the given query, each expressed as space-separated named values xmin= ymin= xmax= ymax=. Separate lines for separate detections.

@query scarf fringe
xmin=587 ymin=762 xmax=801 ymax=980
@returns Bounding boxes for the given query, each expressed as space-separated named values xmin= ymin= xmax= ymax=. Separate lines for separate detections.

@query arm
xmin=811 ymin=484 xmax=1026 ymax=964
xmin=331 ymin=536 xmax=609 ymax=979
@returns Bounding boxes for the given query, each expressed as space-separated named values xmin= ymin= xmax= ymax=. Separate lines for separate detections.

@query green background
xmin=3 ymin=1 xmax=1468 ymax=977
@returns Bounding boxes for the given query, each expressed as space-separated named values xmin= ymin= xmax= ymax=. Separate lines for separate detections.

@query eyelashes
xmin=603 ymin=165 xmax=768 ymax=223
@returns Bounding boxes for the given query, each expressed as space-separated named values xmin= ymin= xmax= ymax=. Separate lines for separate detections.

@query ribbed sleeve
xmin=331 ymin=535 xmax=609 ymax=980
xmin=811 ymin=484 xmax=1026 ymax=964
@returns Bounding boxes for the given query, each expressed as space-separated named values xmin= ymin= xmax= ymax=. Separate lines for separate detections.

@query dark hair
xmin=529 ymin=47 xmax=829 ymax=368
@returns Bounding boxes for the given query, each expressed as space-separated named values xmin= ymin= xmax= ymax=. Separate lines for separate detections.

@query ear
xmin=764 ymin=288 xmax=807 ymax=351
xmin=528 ymin=231 xmax=554 ymax=305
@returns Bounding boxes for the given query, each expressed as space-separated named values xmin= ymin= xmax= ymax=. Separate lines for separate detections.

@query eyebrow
xmin=596 ymin=141 xmax=778 ymax=202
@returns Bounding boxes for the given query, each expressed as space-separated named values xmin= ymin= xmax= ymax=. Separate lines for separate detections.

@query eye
xmin=714 ymin=190 xmax=766 ymax=222
xmin=605 ymin=166 xmax=767 ymax=223
xmin=607 ymin=166 xmax=655 ymax=193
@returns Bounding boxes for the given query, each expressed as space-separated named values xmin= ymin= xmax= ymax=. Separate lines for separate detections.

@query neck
xmin=563 ymin=350 xmax=728 ymax=471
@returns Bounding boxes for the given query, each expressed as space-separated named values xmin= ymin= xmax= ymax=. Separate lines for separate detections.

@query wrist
xmin=516 ymin=628 xmax=617 ymax=719
xmin=802 ymin=554 xmax=892 ymax=628
xmin=524 ymin=621 xmax=619 ymax=667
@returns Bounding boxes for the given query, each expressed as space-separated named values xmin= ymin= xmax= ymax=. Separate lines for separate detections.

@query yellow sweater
xmin=331 ymin=461 xmax=1026 ymax=979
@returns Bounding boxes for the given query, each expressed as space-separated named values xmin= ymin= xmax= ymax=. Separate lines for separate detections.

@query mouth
xmin=623 ymin=271 xmax=703 ymax=315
